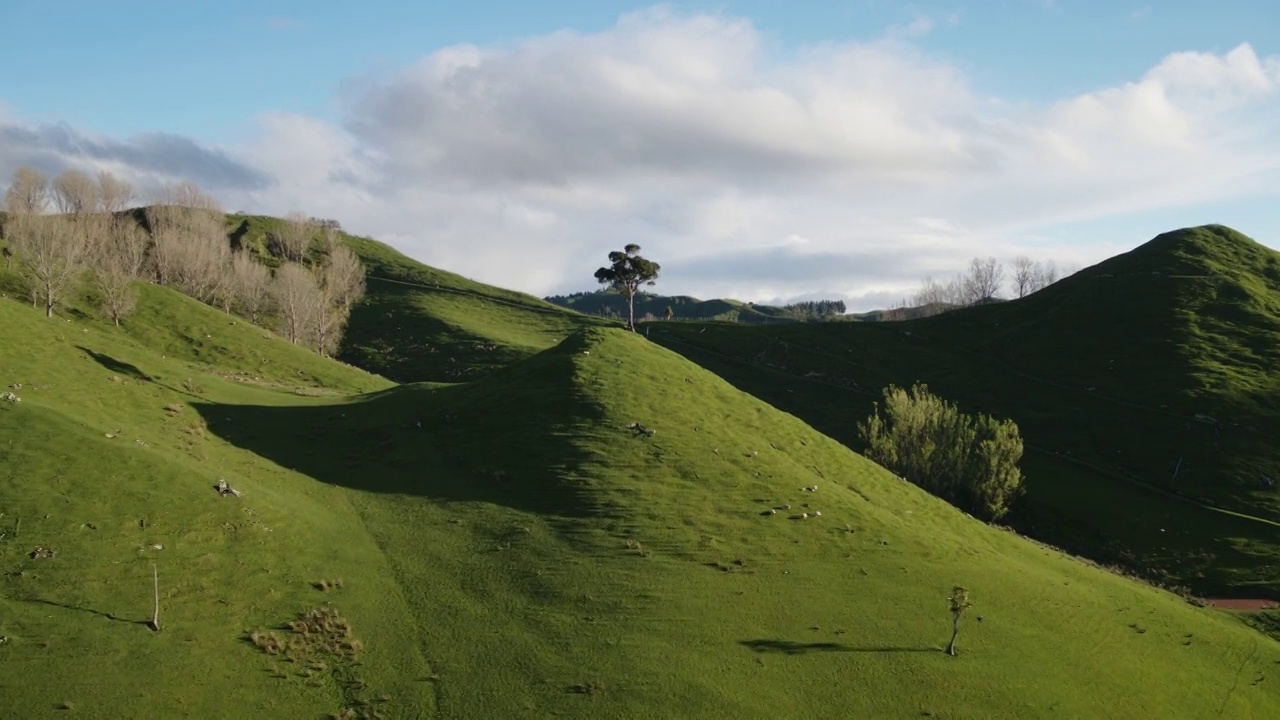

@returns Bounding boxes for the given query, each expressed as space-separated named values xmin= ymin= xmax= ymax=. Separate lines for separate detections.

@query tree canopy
xmin=859 ymin=383 xmax=1024 ymax=521
xmin=594 ymin=244 xmax=660 ymax=331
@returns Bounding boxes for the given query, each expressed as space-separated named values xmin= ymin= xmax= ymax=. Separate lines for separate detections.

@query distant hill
xmin=545 ymin=290 xmax=849 ymax=324
xmin=647 ymin=225 xmax=1280 ymax=598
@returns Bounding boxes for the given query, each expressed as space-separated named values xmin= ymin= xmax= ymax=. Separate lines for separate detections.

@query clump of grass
xmin=567 ymin=681 xmax=605 ymax=696
xmin=181 ymin=378 xmax=206 ymax=394
xmin=249 ymin=629 xmax=286 ymax=655
xmin=624 ymin=539 xmax=650 ymax=557
xmin=250 ymin=605 xmax=363 ymax=664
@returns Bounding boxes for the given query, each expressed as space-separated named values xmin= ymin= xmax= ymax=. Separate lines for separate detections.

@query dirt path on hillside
xmin=1202 ymin=598 xmax=1279 ymax=611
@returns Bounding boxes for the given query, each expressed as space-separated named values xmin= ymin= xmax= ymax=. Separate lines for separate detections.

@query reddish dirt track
xmin=1201 ymin=598 xmax=1280 ymax=611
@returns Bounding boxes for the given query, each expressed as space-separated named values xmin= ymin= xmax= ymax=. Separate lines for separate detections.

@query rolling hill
xmin=646 ymin=224 xmax=1280 ymax=598
xmin=544 ymin=290 xmax=844 ymax=324
xmin=2 ymin=265 xmax=1279 ymax=718
xmin=544 ymin=290 xmax=947 ymax=324
xmin=225 ymin=213 xmax=609 ymax=383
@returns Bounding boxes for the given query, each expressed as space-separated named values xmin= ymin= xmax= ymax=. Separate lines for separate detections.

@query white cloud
xmin=4 ymin=9 xmax=1280 ymax=310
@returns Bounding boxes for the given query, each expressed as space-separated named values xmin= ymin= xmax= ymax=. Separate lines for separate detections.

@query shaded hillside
xmin=647 ymin=225 xmax=1280 ymax=598
xmin=224 ymin=213 xmax=610 ymax=382
xmin=546 ymin=290 xmax=851 ymax=324
xmin=923 ymin=224 xmax=1279 ymax=516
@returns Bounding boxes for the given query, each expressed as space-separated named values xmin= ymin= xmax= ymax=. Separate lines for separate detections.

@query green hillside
xmin=646 ymin=225 xmax=1280 ymax=598
xmin=225 ymin=213 xmax=609 ymax=383
xmin=546 ymin=290 xmax=857 ymax=324
xmin=3 ymin=269 xmax=1279 ymax=718
xmin=547 ymin=290 xmax=800 ymax=324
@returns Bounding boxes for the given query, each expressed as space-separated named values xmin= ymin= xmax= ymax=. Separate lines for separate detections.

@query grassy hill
xmin=3 ymin=264 xmax=1280 ymax=718
xmin=545 ymin=290 xmax=944 ymax=324
xmin=646 ymin=225 xmax=1280 ymax=598
xmin=225 ymin=213 xmax=609 ymax=383
xmin=545 ymin=290 xmax=814 ymax=324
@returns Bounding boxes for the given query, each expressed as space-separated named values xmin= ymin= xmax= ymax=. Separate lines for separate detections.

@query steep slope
xmin=647 ymin=225 xmax=1280 ymax=597
xmin=195 ymin=327 xmax=1280 ymax=719
xmin=0 ymin=285 xmax=438 ymax=718
xmin=224 ymin=213 xmax=610 ymax=383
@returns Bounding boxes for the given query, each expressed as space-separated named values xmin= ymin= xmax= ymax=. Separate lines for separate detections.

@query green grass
xmin=3 ymin=226 xmax=1280 ymax=718
xmin=192 ymin=326 xmax=1280 ymax=718
xmin=223 ymin=214 xmax=612 ymax=383
xmin=645 ymin=225 xmax=1280 ymax=598
xmin=0 ymin=281 xmax=427 ymax=718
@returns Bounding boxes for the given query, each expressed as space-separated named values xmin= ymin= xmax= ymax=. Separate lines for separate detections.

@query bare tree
xmin=962 ymin=257 xmax=1003 ymax=305
xmin=310 ymin=298 xmax=346 ymax=356
xmin=145 ymin=186 xmax=229 ymax=302
xmin=321 ymin=242 xmax=366 ymax=314
xmin=945 ymin=585 xmax=973 ymax=656
xmin=97 ymin=170 xmax=134 ymax=213
xmin=271 ymin=262 xmax=321 ymax=345
xmin=229 ymin=249 xmax=272 ymax=323
xmin=271 ymin=212 xmax=314 ymax=263
xmin=147 ymin=563 xmax=161 ymax=632
xmin=176 ymin=213 xmax=230 ymax=304
xmin=89 ymin=216 xmax=149 ymax=326
xmin=52 ymin=170 xmax=99 ymax=216
xmin=4 ymin=166 xmax=49 ymax=215
xmin=1029 ymin=260 xmax=1059 ymax=293
xmin=7 ymin=213 xmax=90 ymax=317
xmin=1010 ymin=256 xmax=1037 ymax=298
xmin=153 ymin=181 xmax=220 ymax=212
xmin=912 ymin=275 xmax=965 ymax=316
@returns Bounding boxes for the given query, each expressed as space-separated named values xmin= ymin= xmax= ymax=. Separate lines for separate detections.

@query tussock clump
xmin=250 ymin=605 xmax=363 ymax=663
xmin=567 ymin=681 xmax=605 ymax=696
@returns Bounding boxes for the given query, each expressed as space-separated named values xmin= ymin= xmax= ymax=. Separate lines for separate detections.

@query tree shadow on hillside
xmin=192 ymin=382 xmax=612 ymax=520
xmin=77 ymin=347 xmax=154 ymax=381
xmin=26 ymin=598 xmax=150 ymax=627
xmin=740 ymin=639 xmax=938 ymax=655
xmin=337 ymin=281 xmax=523 ymax=384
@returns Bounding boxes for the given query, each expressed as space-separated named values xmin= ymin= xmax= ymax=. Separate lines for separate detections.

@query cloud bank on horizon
xmin=2 ymin=7 xmax=1279 ymax=310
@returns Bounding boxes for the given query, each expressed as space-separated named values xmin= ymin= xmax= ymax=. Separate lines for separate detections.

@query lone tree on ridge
xmin=945 ymin=585 xmax=973 ymax=656
xmin=594 ymin=244 xmax=660 ymax=331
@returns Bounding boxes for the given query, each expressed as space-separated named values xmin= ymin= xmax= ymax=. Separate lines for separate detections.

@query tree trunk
xmin=945 ymin=615 xmax=959 ymax=656
xmin=626 ymin=288 xmax=636 ymax=331
xmin=147 ymin=563 xmax=161 ymax=632
xmin=45 ymin=283 xmax=54 ymax=318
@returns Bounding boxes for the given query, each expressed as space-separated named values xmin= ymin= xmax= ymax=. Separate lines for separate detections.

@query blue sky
xmin=2 ymin=1 xmax=1279 ymax=307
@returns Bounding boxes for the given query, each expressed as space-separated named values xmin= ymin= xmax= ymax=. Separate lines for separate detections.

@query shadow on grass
xmin=27 ymin=598 xmax=150 ymax=627
xmin=740 ymin=639 xmax=939 ymax=655
xmin=77 ymin=346 xmax=154 ymax=381
xmin=195 ymin=333 xmax=614 ymax=520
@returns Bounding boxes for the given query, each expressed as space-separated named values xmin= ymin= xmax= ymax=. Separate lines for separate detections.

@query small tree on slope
xmin=859 ymin=383 xmax=1024 ymax=521
xmin=945 ymin=585 xmax=972 ymax=656
xmin=594 ymin=244 xmax=660 ymax=331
